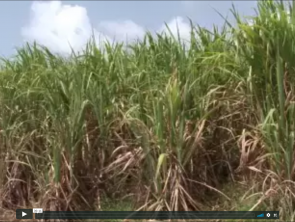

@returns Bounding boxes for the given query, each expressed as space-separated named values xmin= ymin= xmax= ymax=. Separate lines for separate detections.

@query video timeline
xmin=16 ymin=209 xmax=279 ymax=220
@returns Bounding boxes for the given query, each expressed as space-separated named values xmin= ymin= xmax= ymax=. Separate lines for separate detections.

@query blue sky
xmin=0 ymin=1 xmax=257 ymax=57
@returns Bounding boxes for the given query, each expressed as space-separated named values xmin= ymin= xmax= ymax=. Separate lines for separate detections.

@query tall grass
xmin=1 ymin=0 xmax=295 ymax=220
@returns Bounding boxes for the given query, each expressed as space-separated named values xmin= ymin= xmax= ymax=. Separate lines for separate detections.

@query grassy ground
xmin=0 ymin=0 xmax=295 ymax=221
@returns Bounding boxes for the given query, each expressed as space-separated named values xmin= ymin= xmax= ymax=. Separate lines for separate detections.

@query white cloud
xmin=158 ymin=16 xmax=192 ymax=42
xmin=22 ymin=1 xmax=192 ymax=54
xmin=97 ymin=20 xmax=146 ymax=43
xmin=22 ymin=1 xmax=109 ymax=54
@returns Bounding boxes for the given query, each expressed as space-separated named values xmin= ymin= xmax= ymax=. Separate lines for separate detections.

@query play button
xmin=16 ymin=209 xmax=33 ymax=219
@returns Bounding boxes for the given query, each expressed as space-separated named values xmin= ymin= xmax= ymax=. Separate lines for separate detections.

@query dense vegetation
xmin=1 ymin=1 xmax=295 ymax=221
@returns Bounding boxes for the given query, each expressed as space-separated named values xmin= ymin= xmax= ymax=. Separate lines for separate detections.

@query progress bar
xmin=35 ymin=211 xmax=279 ymax=220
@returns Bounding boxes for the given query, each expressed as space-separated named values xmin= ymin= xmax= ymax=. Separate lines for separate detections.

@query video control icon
xmin=33 ymin=208 xmax=43 ymax=214
xmin=257 ymin=213 xmax=264 ymax=218
xmin=16 ymin=209 xmax=33 ymax=219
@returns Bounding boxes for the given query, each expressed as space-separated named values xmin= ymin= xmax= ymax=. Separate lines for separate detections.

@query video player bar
xmin=34 ymin=211 xmax=279 ymax=220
